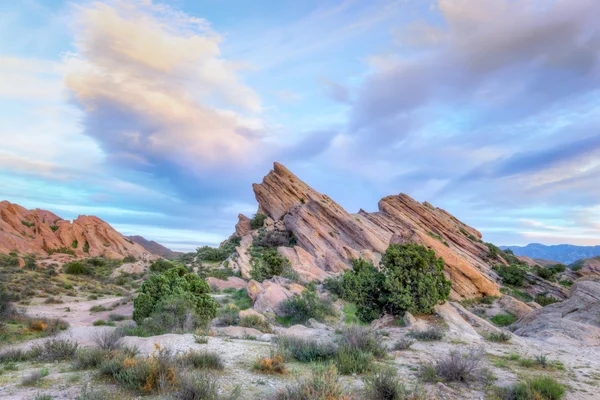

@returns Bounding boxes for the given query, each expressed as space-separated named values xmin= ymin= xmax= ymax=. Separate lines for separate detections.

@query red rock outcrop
xmin=243 ymin=162 xmax=501 ymax=300
xmin=0 ymin=200 xmax=151 ymax=259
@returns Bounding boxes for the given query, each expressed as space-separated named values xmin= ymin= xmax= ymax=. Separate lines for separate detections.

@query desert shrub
xmin=335 ymin=345 xmax=373 ymax=374
xmin=0 ymin=253 xmax=20 ymax=267
xmin=24 ymin=255 xmax=37 ymax=270
xmin=364 ymin=367 xmax=427 ymax=400
xmin=123 ymin=255 xmax=136 ymax=263
xmin=486 ymin=243 xmax=500 ymax=259
xmin=90 ymin=305 xmax=109 ymax=313
xmin=215 ymin=304 xmax=240 ymax=326
xmin=276 ymin=336 xmax=337 ymax=363
xmin=421 ymin=348 xmax=485 ymax=383
xmin=494 ymin=265 xmax=526 ymax=286
xmin=549 ymin=264 xmax=566 ymax=274
xmin=407 ymin=327 xmax=444 ymax=341
xmin=179 ymin=350 xmax=224 ymax=370
xmin=22 ymin=367 xmax=49 ymax=386
xmin=31 ymin=337 xmax=78 ymax=361
xmin=250 ymin=248 xmax=292 ymax=282
xmin=250 ymin=213 xmax=267 ymax=230
xmin=240 ymin=315 xmax=272 ymax=333
xmin=280 ymin=285 xmax=335 ymax=324
xmin=73 ymin=348 xmax=111 ymax=370
xmin=93 ymin=329 xmax=124 ymax=351
xmin=335 ymin=245 xmax=451 ymax=322
xmin=0 ymin=348 xmax=32 ymax=363
xmin=0 ymin=288 xmax=13 ymax=319
xmin=149 ymin=259 xmax=175 ymax=273
xmin=535 ymin=267 xmax=554 ymax=280
xmin=513 ymin=375 xmax=565 ymax=400
xmin=491 ymin=314 xmax=517 ymax=327
xmin=392 ymin=338 xmax=414 ymax=351
xmin=196 ymin=236 xmax=241 ymax=262
xmin=339 ymin=325 xmax=385 ymax=358
xmin=132 ymin=267 xmax=216 ymax=331
xmin=75 ymin=383 xmax=113 ymax=400
xmin=194 ymin=335 xmax=209 ymax=344
xmin=534 ymin=294 xmax=560 ymax=307
xmin=93 ymin=320 xmax=115 ymax=327
xmin=323 ymin=276 xmax=345 ymax=298
xmin=108 ymin=314 xmax=128 ymax=321
xmin=274 ymin=364 xmax=346 ymax=400
xmin=21 ymin=219 xmax=35 ymax=228
xmin=254 ymin=352 xmax=287 ymax=374
xmin=64 ymin=262 xmax=91 ymax=275
xmin=487 ymin=331 xmax=512 ymax=343
xmin=254 ymin=230 xmax=295 ymax=249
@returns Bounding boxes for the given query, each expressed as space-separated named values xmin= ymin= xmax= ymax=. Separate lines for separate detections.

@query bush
xmin=392 ymin=338 xmax=414 ymax=351
xmin=280 ymin=285 xmax=335 ymax=325
xmin=335 ymin=345 xmax=373 ymax=374
xmin=179 ymin=350 xmax=224 ymax=370
xmin=487 ymin=331 xmax=512 ymax=343
xmin=92 ymin=329 xmax=124 ymax=350
xmin=31 ymin=337 xmax=78 ymax=361
xmin=149 ymin=259 xmax=175 ymax=273
xmin=276 ymin=336 xmax=337 ymax=363
xmin=250 ymin=213 xmax=267 ymax=230
xmin=364 ymin=367 xmax=427 ymax=400
xmin=0 ymin=288 xmax=13 ymax=319
xmin=421 ymin=348 xmax=485 ymax=383
xmin=407 ymin=327 xmax=444 ymax=341
xmin=73 ymin=348 xmax=110 ymax=370
xmin=534 ymin=294 xmax=560 ymax=307
xmin=196 ymin=236 xmax=241 ymax=262
xmin=339 ymin=325 xmax=385 ymax=358
xmin=123 ymin=255 xmax=136 ymax=263
xmin=486 ymin=243 xmax=500 ymax=259
xmin=494 ymin=265 xmax=526 ymax=286
xmin=175 ymin=371 xmax=240 ymax=400
xmin=0 ymin=253 xmax=20 ymax=267
xmin=63 ymin=262 xmax=91 ymax=275
xmin=334 ymin=244 xmax=452 ymax=322
xmin=513 ymin=375 xmax=565 ymax=400
xmin=491 ymin=314 xmax=517 ymax=327
xmin=22 ymin=368 xmax=49 ymax=386
xmin=240 ymin=315 xmax=272 ymax=333
xmin=536 ymin=267 xmax=554 ymax=280
xmin=250 ymin=248 xmax=292 ymax=282
xmin=274 ymin=364 xmax=346 ymax=400
xmin=132 ymin=267 xmax=216 ymax=332
xmin=254 ymin=353 xmax=287 ymax=374
xmin=75 ymin=383 xmax=113 ymax=400
xmin=254 ymin=230 xmax=295 ymax=249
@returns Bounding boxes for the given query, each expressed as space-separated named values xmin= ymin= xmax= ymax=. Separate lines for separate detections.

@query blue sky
xmin=1 ymin=0 xmax=599 ymax=251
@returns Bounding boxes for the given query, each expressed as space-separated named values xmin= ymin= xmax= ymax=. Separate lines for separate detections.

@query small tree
xmin=133 ymin=266 xmax=217 ymax=329
xmin=250 ymin=248 xmax=291 ymax=282
xmin=250 ymin=213 xmax=267 ymax=230
xmin=381 ymin=244 xmax=452 ymax=315
xmin=337 ymin=259 xmax=387 ymax=322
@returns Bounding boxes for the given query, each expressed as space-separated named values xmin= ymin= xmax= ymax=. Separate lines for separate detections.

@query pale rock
xmin=239 ymin=308 xmax=267 ymax=322
xmin=205 ymin=277 xmax=247 ymax=291
xmin=498 ymin=295 xmax=534 ymax=318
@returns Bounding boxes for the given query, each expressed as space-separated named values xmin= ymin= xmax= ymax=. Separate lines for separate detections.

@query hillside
xmin=0 ymin=200 xmax=150 ymax=259
xmin=502 ymin=243 xmax=600 ymax=264
xmin=570 ymin=256 xmax=600 ymax=276
xmin=126 ymin=235 xmax=182 ymax=259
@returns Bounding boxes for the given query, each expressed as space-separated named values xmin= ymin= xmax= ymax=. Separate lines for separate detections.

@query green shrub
xmin=393 ymin=338 xmax=414 ymax=350
xmin=0 ymin=253 xmax=19 ymax=268
xmin=239 ymin=315 xmax=272 ymax=333
xmin=407 ymin=327 xmax=444 ymax=341
xmin=498 ymin=375 xmax=565 ymax=400
xmin=250 ymin=213 xmax=267 ymax=230
xmin=196 ymin=236 xmax=241 ymax=262
xmin=31 ymin=337 xmax=78 ymax=361
xmin=274 ymin=364 xmax=345 ymax=400
xmin=339 ymin=325 xmax=385 ymax=358
xmin=276 ymin=336 xmax=337 ymax=363
xmin=123 ymin=255 xmax=136 ymax=263
xmin=179 ymin=350 xmax=224 ymax=370
xmin=420 ymin=348 xmax=484 ymax=383
xmin=47 ymin=247 xmax=76 ymax=256
xmin=335 ymin=345 xmax=373 ymax=375
xmin=132 ymin=267 xmax=216 ymax=332
xmin=21 ymin=219 xmax=35 ymax=228
xmin=49 ymin=225 xmax=59 ymax=232
xmin=364 ymin=367 xmax=427 ymax=400
xmin=250 ymin=248 xmax=292 ymax=282
xmin=486 ymin=243 xmax=500 ymax=259
xmin=149 ymin=259 xmax=174 ymax=273
xmin=491 ymin=314 xmax=517 ymax=327
xmin=280 ymin=285 xmax=335 ymax=324
xmin=22 ymin=368 xmax=49 ymax=386
xmin=83 ymin=242 xmax=90 ymax=253
xmin=487 ymin=332 xmax=512 ymax=343
xmin=71 ymin=240 xmax=78 ymax=249
xmin=534 ymin=294 xmax=560 ymax=307
xmin=73 ymin=348 xmax=110 ymax=370
xmin=63 ymin=262 xmax=90 ymax=275
xmin=494 ymin=265 xmax=526 ymax=286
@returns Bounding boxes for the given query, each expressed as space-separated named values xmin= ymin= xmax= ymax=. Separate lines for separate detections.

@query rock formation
xmin=511 ymin=281 xmax=600 ymax=345
xmin=126 ymin=235 xmax=182 ymax=259
xmin=570 ymin=256 xmax=600 ymax=277
xmin=0 ymin=200 xmax=150 ymax=259
xmin=233 ymin=162 xmax=501 ymax=300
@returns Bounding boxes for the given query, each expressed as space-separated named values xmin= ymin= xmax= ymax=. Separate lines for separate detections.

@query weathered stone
xmin=499 ymin=295 xmax=534 ymax=318
xmin=239 ymin=308 xmax=266 ymax=322
xmin=215 ymin=326 xmax=263 ymax=339
xmin=235 ymin=214 xmax=252 ymax=237
xmin=246 ymin=280 xmax=264 ymax=302
xmin=403 ymin=312 xmax=417 ymax=327
xmin=206 ymin=277 xmax=247 ymax=292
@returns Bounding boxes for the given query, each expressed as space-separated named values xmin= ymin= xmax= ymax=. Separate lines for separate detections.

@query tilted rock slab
xmin=248 ymin=163 xmax=500 ymax=300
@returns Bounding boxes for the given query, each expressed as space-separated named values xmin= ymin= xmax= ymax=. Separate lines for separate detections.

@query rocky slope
xmin=233 ymin=162 xmax=501 ymax=301
xmin=0 ymin=200 xmax=150 ymax=259
xmin=569 ymin=256 xmax=600 ymax=277
xmin=126 ymin=235 xmax=182 ymax=259
xmin=503 ymin=243 xmax=600 ymax=264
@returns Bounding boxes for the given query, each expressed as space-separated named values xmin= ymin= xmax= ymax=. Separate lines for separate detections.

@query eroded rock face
xmin=246 ymin=163 xmax=500 ymax=300
xmin=571 ymin=256 xmax=600 ymax=277
xmin=0 ymin=201 xmax=150 ymax=259
xmin=205 ymin=277 xmax=247 ymax=291
xmin=511 ymin=281 xmax=600 ymax=345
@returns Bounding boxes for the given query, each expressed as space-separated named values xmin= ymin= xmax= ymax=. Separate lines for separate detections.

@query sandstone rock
xmin=403 ymin=312 xmax=417 ymax=327
xmin=275 ymin=324 xmax=334 ymax=341
xmin=511 ymin=281 xmax=600 ymax=345
xmin=449 ymin=302 xmax=503 ymax=336
xmin=571 ymin=256 xmax=600 ymax=277
xmin=517 ymin=256 xmax=541 ymax=267
xmin=229 ymin=234 xmax=253 ymax=278
xmin=370 ymin=314 xmax=395 ymax=329
xmin=206 ymin=277 xmax=247 ymax=291
xmin=498 ymin=295 xmax=534 ymax=318
xmin=239 ymin=308 xmax=267 ymax=322
xmin=235 ymin=214 xmax=252 ymax=237
xmin=246 ymin=280 xmax=264 ymax=302
xmin=435 ymin=303 xmax=481 ymax=342
xmin=0 ymin=200 xmax=152 ymax=260
xmin=245 ymin=163 xmax=500 ymax=301
xmin=308 ymin=318 xmax=328 ymax=330
xmin=252 ymin=279 xmax=294 ymax=316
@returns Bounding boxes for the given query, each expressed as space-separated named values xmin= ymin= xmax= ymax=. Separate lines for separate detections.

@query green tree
xmin=250 ymin=248 xmax=290 ymax=282
xmin=132 ymin=266 xmax=217 ymax=328
xmin=381 ymin=244 xmax=452 ymax=315
xmin=337 ymin=259 xmax=387 ymax=322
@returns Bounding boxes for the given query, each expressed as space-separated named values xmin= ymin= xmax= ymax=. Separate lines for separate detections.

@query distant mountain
xmin=502 ymin=243 xmax=600 ymax=264
xmin=0 ymin=200 xmax=149 ymax=259
xmin=126 ymin=235 xmax=182 ymax=259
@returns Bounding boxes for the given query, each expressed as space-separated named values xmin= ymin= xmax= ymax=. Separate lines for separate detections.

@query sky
xmin=1 ymin=0 xmax=599 ymax=251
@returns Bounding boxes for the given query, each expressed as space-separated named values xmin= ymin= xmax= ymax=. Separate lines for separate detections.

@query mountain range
xmin=501 ymin=243 xmax=600 ymax=264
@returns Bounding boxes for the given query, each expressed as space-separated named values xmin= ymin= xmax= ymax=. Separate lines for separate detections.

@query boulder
xmin=403 ymin=312 xmax=417 ymax=327
xmin=252 ymin=279 xmax=295 ymax=316
xmin=371 ymin=314 xmax=395 ymax=329
xmin=206 ymin=277 xmax=247 ymax=291
xmin=215 ymin=326 xmax=263 ymax=339
xmin=511 ymin=281 xmax=600 ymax=345
xmin=246 ymin=280 xmax=264 ymax=302
xmin=498 ymin=295 xmax=534 ymax=318
xmin=275 ymin=324 xmax=334 ymax=341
